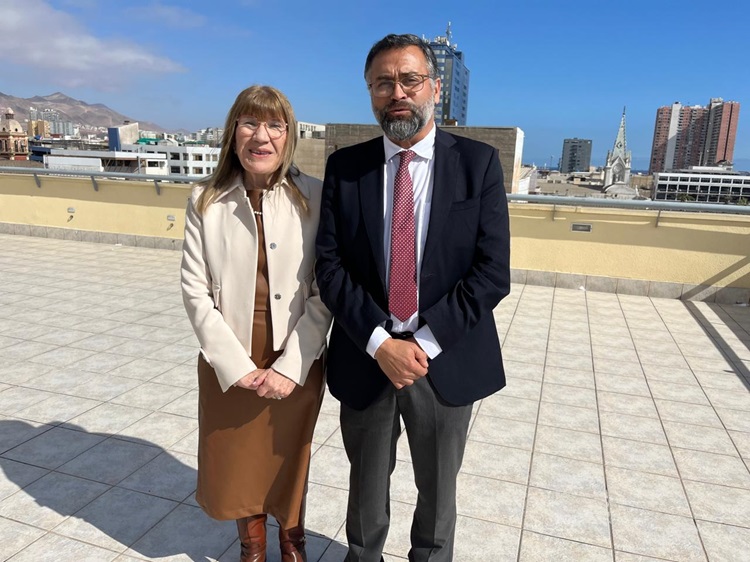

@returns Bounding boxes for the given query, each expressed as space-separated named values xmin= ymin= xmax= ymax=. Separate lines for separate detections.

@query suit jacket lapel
xmin=424 ymin=129 xmax=458 ymax=266
xmin=359 ymin=139 xmax=387 ymax=288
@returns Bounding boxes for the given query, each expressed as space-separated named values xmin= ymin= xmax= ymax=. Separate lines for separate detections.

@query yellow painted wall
xmin=0 ymin=173 xmax=189 ymax=239
xmin=510 ymin=203 xmax=750 ymax=289
xmin=1 ymin=174 xmax=749 ymax=289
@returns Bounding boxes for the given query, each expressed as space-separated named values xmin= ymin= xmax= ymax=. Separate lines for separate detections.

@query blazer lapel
xmin=423 ymin=129 xmax=459 ymax=266
xmin=359 ymin=140 xmax=387 ymax=287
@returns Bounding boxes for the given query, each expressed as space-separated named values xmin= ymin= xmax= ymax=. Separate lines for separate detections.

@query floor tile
xmin=304 ymin=482 xmax=347 ymax=539
xmin=648 ymin=381 xmax=710 ymax=406
xmin=2 ymin=425 xmax=105 ymax=469
xmin=116 ymin=412 xmax=198 ymax=449
xmin=704 ymin=386 xmax=750 ymax=411
xmin=599 ymin=411 xmax=667 ymax=445
xmin=6 ymin=531 xmax=120 ymax=561
xmin=53 ymin=487 xmax=177 ymax=552
xmin=58 ymin=437 xmax=162 ymax=485
xmin=538 ymin=401 xmax=600 ymax=434
xmin=0 ymin=418 xmax=53 ymax=454
xmin=26 ymin=346 xmax=96 ymax=368
xmin=0 ymin=458 xmax=48 ymax=501
xmin=461 ymin=440 xmax=531 ymax=485
xmin=479 ymin=393 xmax=539 ymax=423
xmin=68 ymin=403 xmax=151 ymax=435
xmin=469 ymin=415 xmax=536 ymax=449
xmin=673 ymin=448 xmax=750 ymax=489
xmin=523 ymin=487 xmax=611 ymax=548
xmin=529 ymin=453 xmax=606 ymax=499
xmin=606 ymin=466 xmax=691 ymax=517
xmin=730 ymin=430 xmax=750 ymax=460
xmin=533 ymin=425 xmax=602 ymax=463
xmin=519 ymin=530 xmax=612 ymax=561
xmin=610 ymin=504 xmax=705 ymax=561
xmin=696 ymin=519 xmax=750 ymax=562
xmin=543 ymin=365 xmax=595 ymax=389
xmin=663 ymin=420 xmax=738 ymax=455
xmin=0 ymin=517 xmax=46 ymax=561
xmin=602 ymin=436 xmax=678 ymax=477
xmin=597 ymin=391 xmax=658 ymax=418
xmin=541 ymin=382 xmax=597 ymax=409
xmin=12 ymin=394 xmax=100 ymax=425
xmin=684 ymin=480 xmax=750 ymax=527
xmin=0 ymin=471 xmax=108 ymax=530
xmin=0 ymin=387 xmax=55 ymax=416
xmin=124 ymin=504 xmax=236 ymax=560
xmin=654 ymin=399 xmax=723 ymax=428
xmin=111 ymin=383 xmax=189 ymax=411
xmin=454 ymin=518 xmax=520 ymax=561
xmin=119 ymin=451 xmax=197 ymax=502
xmin=456 ymin=473 xmax=526 ymax=527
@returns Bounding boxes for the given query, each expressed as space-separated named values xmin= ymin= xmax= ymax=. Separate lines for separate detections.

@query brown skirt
xmin=196 ymin=353 xmax=324 ymax=528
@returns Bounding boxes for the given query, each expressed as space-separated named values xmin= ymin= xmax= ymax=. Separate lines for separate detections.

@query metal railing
xmin=507 ymin=193 xmax=750 ymax=216
xmin=0 ymin=166 xmax=197 ymax=195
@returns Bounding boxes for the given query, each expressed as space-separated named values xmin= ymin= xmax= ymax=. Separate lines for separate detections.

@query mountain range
xmin=0 ymin=92 xmax=167 ymax=133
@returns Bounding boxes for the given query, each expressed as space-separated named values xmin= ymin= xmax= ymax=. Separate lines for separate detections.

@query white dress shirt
xmin=366 ymin=124 xmax=443 ymax=360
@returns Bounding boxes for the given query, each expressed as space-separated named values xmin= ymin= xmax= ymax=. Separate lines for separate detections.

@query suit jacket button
xmin=270 ymin=242 xmax=277 ymax=249
xmin=274 ymin=293 xmax=281 ymax=300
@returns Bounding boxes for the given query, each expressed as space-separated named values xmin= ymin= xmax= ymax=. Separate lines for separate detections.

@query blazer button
xmin=270 ymin=242 xmax=277 ymax=249
xmin=274 ymin=293 xmax=281 ymax=300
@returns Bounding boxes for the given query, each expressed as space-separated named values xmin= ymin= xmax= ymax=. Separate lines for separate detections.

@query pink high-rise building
xmin=648 ymin=98 xmax=740 ymax=173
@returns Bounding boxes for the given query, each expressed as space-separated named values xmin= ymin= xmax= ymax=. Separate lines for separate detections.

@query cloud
xmin=122 ymin=2 xmax=207 ymax=30
xmin=0 ymin=0 xmax=186 ymax=91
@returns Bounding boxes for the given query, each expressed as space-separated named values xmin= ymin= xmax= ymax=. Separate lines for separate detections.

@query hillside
xmin=0 ymin=92 xmax=167 ymax=132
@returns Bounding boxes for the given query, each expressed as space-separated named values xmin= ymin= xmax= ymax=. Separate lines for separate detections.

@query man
xmin=315 ymin=34 xmax=510 ymax=561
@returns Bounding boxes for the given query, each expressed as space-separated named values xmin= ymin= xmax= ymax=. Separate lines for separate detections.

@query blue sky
xmin=2 ymin=0 xmax=748 ymax=170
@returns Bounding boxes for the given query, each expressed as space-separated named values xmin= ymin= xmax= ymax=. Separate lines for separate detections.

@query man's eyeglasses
xmin=368 ymin=74 xmax=432 ymax=98
xmin=236 ymin=118 xmax=288 ymax=140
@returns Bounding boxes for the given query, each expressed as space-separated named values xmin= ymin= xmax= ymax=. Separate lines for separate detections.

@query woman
xmin=181 ymin=85 xmax=331 ymax=562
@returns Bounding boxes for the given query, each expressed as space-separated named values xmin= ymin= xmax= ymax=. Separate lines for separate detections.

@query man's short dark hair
xmin=364 ymin=34 xmax=439 ymax=80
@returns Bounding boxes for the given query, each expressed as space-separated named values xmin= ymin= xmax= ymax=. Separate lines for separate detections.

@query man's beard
xmin=374 ymin=97 xmax=435 ymax=142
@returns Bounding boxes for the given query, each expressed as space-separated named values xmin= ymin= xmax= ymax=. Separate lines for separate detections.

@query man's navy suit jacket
xmin=315 ymin=127 xmax=511 ymax=410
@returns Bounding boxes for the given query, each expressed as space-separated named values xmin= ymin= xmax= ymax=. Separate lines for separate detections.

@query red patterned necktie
xmin=389 ymin=150 xmax=418 ymax=321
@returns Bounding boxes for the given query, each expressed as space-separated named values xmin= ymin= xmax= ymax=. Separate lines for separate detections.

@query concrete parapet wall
xmin=510 ymin=203 xmax=750 ymax=294
xmin=1 ymin=173 xmax=748 ymax=301
xmin=0 ymin=173 xmax=189 ymax=239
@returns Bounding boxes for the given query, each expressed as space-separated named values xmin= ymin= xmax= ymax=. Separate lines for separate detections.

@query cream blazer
xmin=181 ymin=171 xmax=332 ymax=392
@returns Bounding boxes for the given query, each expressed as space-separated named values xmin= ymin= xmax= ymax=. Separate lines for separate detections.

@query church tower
xmin=603 ymin=108 xmax=632 ymax=187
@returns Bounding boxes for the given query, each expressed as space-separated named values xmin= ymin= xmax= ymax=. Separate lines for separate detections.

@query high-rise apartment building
xmin=649 ymin=98 xmax=741 ymax=173
xmin=702 ymin=98 xmax=740 ymax=167
xmin=560 ymin=138 xmax=592 ymax=173
xmin=427 ymin=23 xmax=469 ymax=126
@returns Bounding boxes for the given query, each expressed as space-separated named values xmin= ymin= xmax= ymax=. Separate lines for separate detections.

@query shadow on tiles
xmin=0 ymin=419 xmax=337 ymax=561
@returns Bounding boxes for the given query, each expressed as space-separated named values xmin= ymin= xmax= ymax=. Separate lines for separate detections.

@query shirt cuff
xmin=414 ymin=325 xmax=442 ymax=359
xmin=366 ymin=325 xmax=391 ymax=358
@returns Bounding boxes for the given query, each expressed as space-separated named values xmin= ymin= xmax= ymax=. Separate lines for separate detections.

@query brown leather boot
xmin=236 ymin=514 xmax=267 ymax=562
xmin=279 ymin=524 xmax=306 ymax=562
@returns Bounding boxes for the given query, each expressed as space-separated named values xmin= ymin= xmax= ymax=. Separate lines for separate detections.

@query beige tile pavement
xmin=1 ymin=234 xmax=749 ymax=561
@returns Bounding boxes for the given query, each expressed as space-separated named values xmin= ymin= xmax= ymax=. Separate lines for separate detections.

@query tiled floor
xmin=0 ymin=233 xmax=749 ymax=561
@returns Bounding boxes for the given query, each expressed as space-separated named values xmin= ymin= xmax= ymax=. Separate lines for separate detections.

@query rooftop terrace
xmin=0 ymin=233 xmax=749 ymax=561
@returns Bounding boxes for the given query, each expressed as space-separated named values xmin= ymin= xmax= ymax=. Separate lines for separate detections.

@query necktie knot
xmin=398 ymin=150 xmax=416 ymax=168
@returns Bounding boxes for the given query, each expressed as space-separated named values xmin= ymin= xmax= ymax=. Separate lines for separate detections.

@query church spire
xmin=612 ymin=107 xmax=627 ymax=155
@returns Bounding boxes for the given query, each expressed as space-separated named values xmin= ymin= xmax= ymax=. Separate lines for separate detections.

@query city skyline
xmin=2 ymin=0 xmax=749 ymax=170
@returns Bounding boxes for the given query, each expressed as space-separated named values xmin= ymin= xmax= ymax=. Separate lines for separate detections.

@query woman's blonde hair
xmin=195 ymin=85 xmax=307 ymax=214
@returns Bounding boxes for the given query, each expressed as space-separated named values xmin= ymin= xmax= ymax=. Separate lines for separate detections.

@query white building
xmin=122 ymin=140 xmax=220 ymax=178
xmin=42 ymin=148 xmax=168 ymax=175
xmin=654 ymin=166 xmax=750 ymax=204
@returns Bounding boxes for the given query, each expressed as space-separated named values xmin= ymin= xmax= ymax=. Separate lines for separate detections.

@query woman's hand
xmin=255 ymin=368 xmax=296 ymax=400
xmin=234 ymin=369 xmax=268 ymax=390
